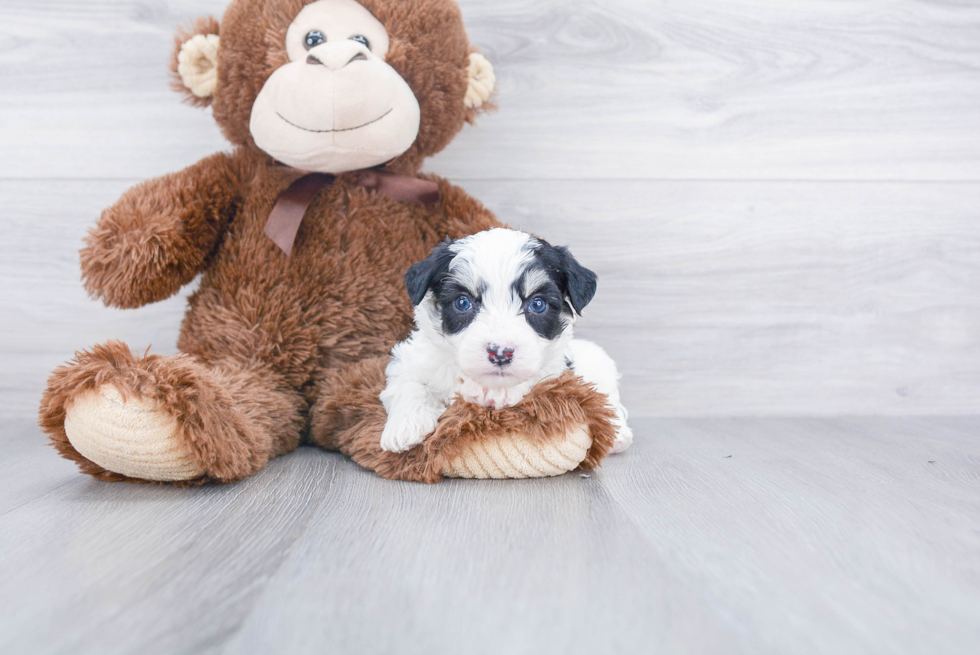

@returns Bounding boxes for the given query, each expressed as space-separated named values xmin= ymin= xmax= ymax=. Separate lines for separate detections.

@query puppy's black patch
xmin=437 ymin=281 xmax=483 ymax=335
xmin=406 ymin=238 xmax=486 ymax=335
xmin=529 ymin=239 xmax=598 ymax=315
xmin=519 ymin=278 xmax=567 ymax=340
xmin=404 ymin=238 xmax=455 ymax=305
xmin=514 ymin=238 xmax=598 ymax=340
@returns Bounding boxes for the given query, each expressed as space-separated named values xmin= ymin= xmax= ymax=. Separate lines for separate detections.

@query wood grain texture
xmin=471 ymin=179 xmax=980 ymax=416
xmin=2 ymin=1 xmax=980 ymax=651
xmin=0 ymin=1 xmax=979 ymax=180
xmin=600 ymin=416 xmax=980 ymax=655
xmin=1 ymin=415 xmax=978 ymax=654
xmin=5 ymin=179 xmax=979 ymax=416
xmin=2 ymin=0 xmax=978 ymax=416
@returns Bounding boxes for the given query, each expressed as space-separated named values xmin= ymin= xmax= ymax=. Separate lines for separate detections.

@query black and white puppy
xmin=379 ymin=228 xmax=632 ymax=454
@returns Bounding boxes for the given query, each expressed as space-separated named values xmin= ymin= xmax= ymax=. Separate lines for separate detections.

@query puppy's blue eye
xmin=305 ymin=30 xmax=325 ymax=50
xmin=528 ymin=298 xmax=547 ymax=314
xmin=454 ymin=296 xmax=473 ymax=312
xmin=350 ymin=35 xmax=370 ymax=49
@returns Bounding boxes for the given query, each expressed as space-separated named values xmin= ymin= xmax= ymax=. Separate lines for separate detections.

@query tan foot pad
xmin=64 ymin=385 xmax=205 ymax=482
xmin=440 ymin=424 xmax=592 ymax=479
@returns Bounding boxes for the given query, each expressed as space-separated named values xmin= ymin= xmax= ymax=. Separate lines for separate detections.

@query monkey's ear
xmin=464 ymin=52 xmax=496 ymax=114
xmin=170 ymin=17 xmax=221 ymax=107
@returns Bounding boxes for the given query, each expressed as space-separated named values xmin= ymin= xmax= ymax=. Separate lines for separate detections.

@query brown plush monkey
xmin=38 ymin=0 xmax=616 ymax=484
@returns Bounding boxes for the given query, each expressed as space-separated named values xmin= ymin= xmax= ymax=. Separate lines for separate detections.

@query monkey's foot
xmin=439 ymin=423 xmax=593 ymax=479
xmin=64 ymin=385 xmax=204 ymax=482
xmin=39 ymin=341 xmax=271 ymax=483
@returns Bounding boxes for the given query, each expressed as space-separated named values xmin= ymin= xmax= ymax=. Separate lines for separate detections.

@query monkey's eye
xmin=349 ymin=35 xmax=370 ymax=49
xmin=528 ymin=298 xmax=548 ymax=314
xmin=304 ymin=30 xmax=325 ymax=50
xmin=454 ymin=296 xmax=473 ymax=312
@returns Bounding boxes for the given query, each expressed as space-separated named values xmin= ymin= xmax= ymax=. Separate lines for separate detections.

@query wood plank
xmin=465 ymin=179 xmax=980 ymax=417
xmin=4 ymin=179 xmax=979 ymax=417
xmin=1 ymin=416 xmax=978 ymax=653
xmin=218 ymin=451 xmax=735 ymax=654
xmin=0 ymin=432 xmax=346 ymax=653
xmin=1 ymin=0 xmax=979 ymax=180
xmin=600 ymin=416 xmax=980 ymax=655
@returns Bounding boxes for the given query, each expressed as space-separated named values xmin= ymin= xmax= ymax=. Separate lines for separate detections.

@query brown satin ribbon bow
xmin=264 ymin=168 xmax=441 ymax=256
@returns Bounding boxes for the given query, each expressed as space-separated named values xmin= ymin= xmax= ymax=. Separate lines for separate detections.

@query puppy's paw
xmin=610 ymin=404 xmax=633 ymax=454
xmin=458 ymin=378 xmax=489 ymax=406
xmin=496 ymin=383 xmax=532 ymax=408
xmin=380 ymin=406 xmax=443 ymax=453
xmin=458 ymin=378 xmax=531 ymax=409
xmin=611 ymin=421 xmax=634 ymax=454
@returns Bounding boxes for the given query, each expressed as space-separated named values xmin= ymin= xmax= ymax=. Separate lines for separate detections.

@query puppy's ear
xmin=405 ymin=239 xmax=455 ymax=305
xmin=554 ymin=246 xmax=598 ymax=315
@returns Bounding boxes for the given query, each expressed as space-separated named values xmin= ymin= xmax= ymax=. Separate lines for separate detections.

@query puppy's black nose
xmin=487 ymin=345 xmax=515 ymax=366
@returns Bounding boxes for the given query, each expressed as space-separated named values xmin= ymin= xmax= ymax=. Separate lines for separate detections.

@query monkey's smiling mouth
xmin=276 ymin=108 xmax=393 ymax=133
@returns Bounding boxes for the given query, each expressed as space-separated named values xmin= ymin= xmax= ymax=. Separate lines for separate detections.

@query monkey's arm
xmin=80 ymin=150 xmax=252 ymax=309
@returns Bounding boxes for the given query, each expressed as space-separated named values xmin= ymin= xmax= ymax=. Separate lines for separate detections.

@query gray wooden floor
xmin=2 ymin=416 xmax=979 ymax=654
xmin=2 ymin=0 xmax=980 ymax=653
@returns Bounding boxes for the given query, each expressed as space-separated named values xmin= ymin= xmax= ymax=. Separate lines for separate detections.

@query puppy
xmin=379 ymin=228 xmax=633 ymax=454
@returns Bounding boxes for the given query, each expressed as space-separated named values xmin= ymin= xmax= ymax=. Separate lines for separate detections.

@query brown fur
xmin=39 ymin=0 xmax=617 ymax=484
xmin=311 ymin=358 xmax=617 ymax=483
xmin=202 ymin=0 xmax=478 ymax=175
xmin=39 ymin=340 xmax=306 ymax=484
xmin=80 ymin=151 xmax=256 ymax=309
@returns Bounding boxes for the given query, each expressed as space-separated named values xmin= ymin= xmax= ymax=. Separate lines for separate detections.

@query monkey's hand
xmin=81 ymin=151 xmax=247 ymax=309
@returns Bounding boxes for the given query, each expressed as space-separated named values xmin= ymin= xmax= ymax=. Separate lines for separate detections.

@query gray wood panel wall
xmin=2 ymin=0 xmax=979 ymax=417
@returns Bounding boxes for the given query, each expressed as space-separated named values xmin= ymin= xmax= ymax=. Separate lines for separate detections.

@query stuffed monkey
xmin=39 ymin=0 xmax=616 ymax=484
